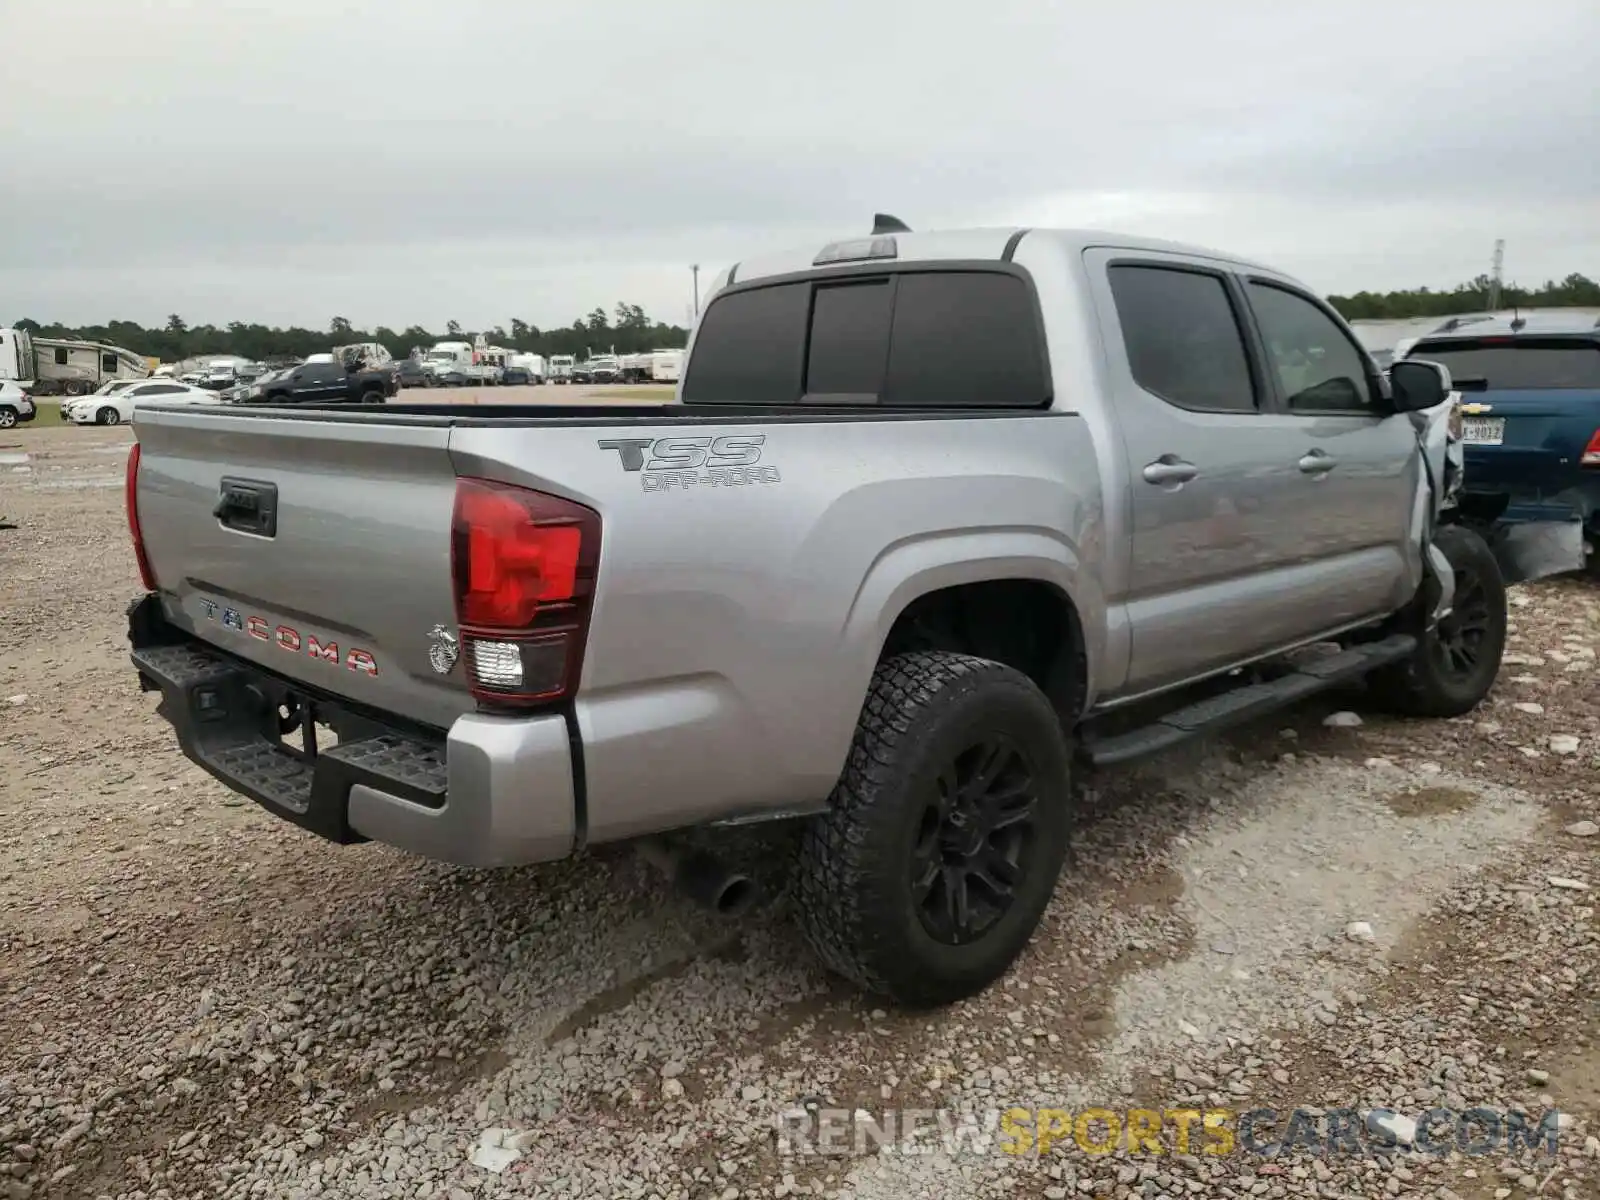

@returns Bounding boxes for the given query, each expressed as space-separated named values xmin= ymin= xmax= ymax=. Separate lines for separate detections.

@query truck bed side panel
xmin=448 ymin=412 xmax=1105 ymax=843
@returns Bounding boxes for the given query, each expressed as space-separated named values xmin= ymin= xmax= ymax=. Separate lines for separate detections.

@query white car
xmin=0 ymin=380 xmax=36 ymax=428
xmin=65 ymin=379 xmax=224 ymax=426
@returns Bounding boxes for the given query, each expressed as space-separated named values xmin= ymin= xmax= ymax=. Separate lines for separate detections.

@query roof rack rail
xmin=1434 ymin=314 xmax=1495 ymax=333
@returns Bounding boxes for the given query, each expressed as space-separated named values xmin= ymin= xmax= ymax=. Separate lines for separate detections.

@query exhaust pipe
xmin=637 ymin=839 xmax=759 ymax=917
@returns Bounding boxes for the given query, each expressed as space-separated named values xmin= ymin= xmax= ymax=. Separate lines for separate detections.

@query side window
xmin=1246 ymin=282 xmax=1374 ymax=412
xmin=1107 ymin=265 xmax=1257 ymax=413
xmin=101 ymin=353 xmax=119 ymax=374
xmin=54 ymin=347 xmax=69 ymax=366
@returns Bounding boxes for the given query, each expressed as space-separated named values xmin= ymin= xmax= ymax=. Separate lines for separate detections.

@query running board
xmin=1078 ymin=634 xmax=1417 ymax=768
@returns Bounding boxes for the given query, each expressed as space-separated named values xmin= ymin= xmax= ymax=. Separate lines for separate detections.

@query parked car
xmin=0 ymin=380 xmax=36 ymax=428
xmin=66 ymin=379 xmax=222 ymax=425
xmin=125 ymin=222 xmax=1507 ymax=1008
xmin=394 ymin=358 xmax=427 ymax=388
xmin=219 ymin=369 xmax=284 ymax=404
xmin=1398 ymin=311 xmax=1600 ymax=577
xmin=502 ymin=366 xmax=533 ymax=385
xmin=239 ymin=358 xmax=398 ymax=405
xmin=201 ymin=365 xmax=241 ymax=391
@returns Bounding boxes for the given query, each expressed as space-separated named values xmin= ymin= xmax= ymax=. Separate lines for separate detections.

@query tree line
xmin=10 ymin=303 xmax=689 ymax=364
xmin=1327 ymin=272 xmax=1600 ymax=321
xmin=11 ymin=272 xmax=1599 ymax=361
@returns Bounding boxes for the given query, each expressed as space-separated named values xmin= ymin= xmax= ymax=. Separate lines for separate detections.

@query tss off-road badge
xmin=598 ymin=434 xmax=781 ymax=493
xmin=427 ymin=624 xmax=459 ymax=675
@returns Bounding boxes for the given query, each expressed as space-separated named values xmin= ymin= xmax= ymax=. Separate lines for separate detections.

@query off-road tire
xmin=96 ymin=406 xmax=120 ymax=426
xmin=359 ymin=389 xmax=385 ymax=405
xmin=794 ymin=651 xmax=1072 ymax=1008
xmin=1371 ymin=524 xmax=1507 ymax=717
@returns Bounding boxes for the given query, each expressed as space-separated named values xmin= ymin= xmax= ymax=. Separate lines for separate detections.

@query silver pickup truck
xmin=125 ymin=221 xmax=1507 ymax=1007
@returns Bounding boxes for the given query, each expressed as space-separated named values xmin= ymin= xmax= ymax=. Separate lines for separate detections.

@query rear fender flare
xmin=833 ymin=528 xmax=1103 ymax=733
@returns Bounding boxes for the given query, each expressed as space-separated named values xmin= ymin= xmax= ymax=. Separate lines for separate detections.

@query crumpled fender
xmin=1408 ymin=396 xmax=1461 ymax=620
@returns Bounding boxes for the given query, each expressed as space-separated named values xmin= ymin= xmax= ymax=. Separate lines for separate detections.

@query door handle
xmin=1298 ymin=450 xmax=1337 ymax=475
xmin=214 ymin=477 xmax=278 ymax=537
xmin=1142 ymin=456 xmax=1198 ymax=486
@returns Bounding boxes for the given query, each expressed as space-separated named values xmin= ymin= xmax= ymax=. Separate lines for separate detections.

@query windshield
xmin=424 ymin=350 xmax=455 ymax=361
xmin=1408 ymin=339 xmax=1600 ymax=389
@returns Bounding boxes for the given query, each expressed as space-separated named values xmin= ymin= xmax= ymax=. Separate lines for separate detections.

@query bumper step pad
xmin=131 ymin=639 xmax=446 ymax=842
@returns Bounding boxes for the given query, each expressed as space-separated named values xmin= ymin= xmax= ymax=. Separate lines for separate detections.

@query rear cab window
xmin=1406 ymin=338 xmax=1600 ymax=389
xmin=681 ymin=265 xmax=1050 ymax=408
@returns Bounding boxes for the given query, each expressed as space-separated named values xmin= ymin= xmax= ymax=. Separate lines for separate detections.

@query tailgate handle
xmin=214 ymin=477 xmax=278 ymax=538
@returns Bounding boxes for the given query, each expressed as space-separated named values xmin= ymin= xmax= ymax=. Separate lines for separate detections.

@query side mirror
xmin=1389 ymin=359 xmax=1452 ymax=412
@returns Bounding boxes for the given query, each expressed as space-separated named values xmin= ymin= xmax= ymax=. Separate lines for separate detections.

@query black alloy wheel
xmin=1430 ymin=558 xmax=1492 ymax=682
xmin=911 ymin=735 xmax=1039 ymax=946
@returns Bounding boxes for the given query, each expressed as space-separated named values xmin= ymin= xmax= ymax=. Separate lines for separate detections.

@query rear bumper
xmin=127 ymin=594 xmax=577 ymax=867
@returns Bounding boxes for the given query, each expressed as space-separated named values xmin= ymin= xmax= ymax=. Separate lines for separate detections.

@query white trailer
xmin=548 ymin=355 xmax=575 ymax=384
xmin=648 ymin=348 xmax=683 ymax=383
xmin=0 ymin=328 xmax=37 ymax=388
xmin=29 ymin=337 xmax=149 ymax=396
xmin=508 ymin=353 xmax=547 ymax=383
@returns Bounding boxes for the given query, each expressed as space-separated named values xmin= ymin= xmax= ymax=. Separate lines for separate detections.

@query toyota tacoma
xmin=124 ymin=220 xmax=1506 ymax=1007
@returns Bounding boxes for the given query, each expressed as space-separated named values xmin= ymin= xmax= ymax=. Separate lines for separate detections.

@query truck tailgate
xmin=134 ymin=407 xmax=470 ymax=731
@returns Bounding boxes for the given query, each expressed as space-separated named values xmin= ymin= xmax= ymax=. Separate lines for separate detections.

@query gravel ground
xmin=2 ymin=421 xmax=1597 ymax=1200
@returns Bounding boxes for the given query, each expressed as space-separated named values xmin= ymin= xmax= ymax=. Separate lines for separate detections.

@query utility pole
xmin=691 ymin=264 xmax=701 ymax=318
xmin=1488 ymin=239 xmax=1505 ymax=312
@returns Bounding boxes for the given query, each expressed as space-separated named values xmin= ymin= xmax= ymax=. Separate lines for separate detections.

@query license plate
xmin=1461 ymin=417 xmax=1504 ymax=445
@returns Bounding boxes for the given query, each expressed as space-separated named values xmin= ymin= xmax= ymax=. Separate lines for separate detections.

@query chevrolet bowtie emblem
xmin=1460 ymin=403 xmax=1494 ymax=415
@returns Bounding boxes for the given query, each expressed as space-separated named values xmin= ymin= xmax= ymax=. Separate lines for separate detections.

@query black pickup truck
xmin=239 ymin=358 xmax=398 ymax=406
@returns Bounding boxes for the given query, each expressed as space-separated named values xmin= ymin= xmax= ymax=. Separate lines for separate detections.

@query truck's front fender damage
xmin=1424 ymin=540 xmax=1456 ymax=629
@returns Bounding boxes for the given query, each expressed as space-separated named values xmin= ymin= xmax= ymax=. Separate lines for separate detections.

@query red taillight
xmin=125 ymin=442 xmax=156 ymax=590
xmin=450 ymin=478 xmax=600 ymax=706
xmin=1582 ymin=429 xmax=1600 ymax=468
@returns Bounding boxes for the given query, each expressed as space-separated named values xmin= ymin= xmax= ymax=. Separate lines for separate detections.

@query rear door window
xmin=681 ymin=268 xmax=1048 ymax=407
xmin=1107 ymin=264 xmax=1258 ymax=413
xmin=1406 ymin=340 xmax=1600 ymax=389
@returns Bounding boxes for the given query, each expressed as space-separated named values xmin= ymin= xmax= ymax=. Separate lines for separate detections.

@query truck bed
xmin=129 ymin=398 xmax=1096 ymax=850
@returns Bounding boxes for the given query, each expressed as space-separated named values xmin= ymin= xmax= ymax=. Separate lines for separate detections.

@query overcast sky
xmin=4 ymin=0 xmax=1597 ymax=333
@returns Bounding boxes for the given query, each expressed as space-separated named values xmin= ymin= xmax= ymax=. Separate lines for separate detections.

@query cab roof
xmin=722 ymin=225 xmax=1280 ymax=291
